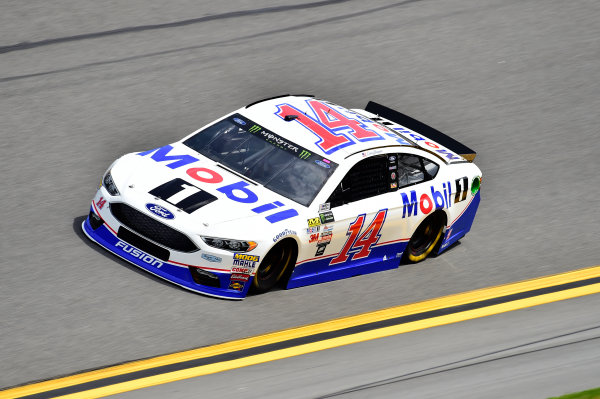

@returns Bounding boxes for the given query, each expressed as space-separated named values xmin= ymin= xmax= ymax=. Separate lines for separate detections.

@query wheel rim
xmin=408 ymin=215 xmax=444 ymax=262
xmin=252 ymin=241 xmax=295 ymax=292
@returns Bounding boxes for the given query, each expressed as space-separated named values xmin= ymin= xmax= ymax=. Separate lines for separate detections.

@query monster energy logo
xmin=248 ymin=125 xmax=262 ymax=133
xmin=299 ymin=150 xmax=311 ymax=159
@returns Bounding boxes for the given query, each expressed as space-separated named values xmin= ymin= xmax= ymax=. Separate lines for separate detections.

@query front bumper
xmin=82 ymin=206 xmax=251 ymax=300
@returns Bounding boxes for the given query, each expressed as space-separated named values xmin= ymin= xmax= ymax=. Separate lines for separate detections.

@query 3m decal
xmin=139 ymin=145 xmax=298 ymax=223
xmin=275 ymin=100 xmax=384 ymax=154
xmin=330 ymin=209 xmax=388 ymax=265
xmin=149 ymin=178 xmax=217 ymax=213
xmin=96 ymin=197 xmax=106 ymax=209
xmin=454 ymin=176 xmax=468 ymax=203
xmin=309 ymin=233 xmax=319 ymax=243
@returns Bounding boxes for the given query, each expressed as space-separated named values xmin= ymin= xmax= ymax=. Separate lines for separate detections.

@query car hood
xmin=109 ymin=144 xmax=304 ymax=236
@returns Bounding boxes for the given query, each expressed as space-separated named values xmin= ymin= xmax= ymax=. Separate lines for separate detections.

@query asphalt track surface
xmin=114 ymin=294 xmax=600 ymax=399
xmin=1 ymin=0 xmax=599 ymax=392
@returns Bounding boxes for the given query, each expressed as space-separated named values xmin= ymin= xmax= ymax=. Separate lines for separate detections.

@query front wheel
xmin=405 ymin=212 xmax=445 ymax=263
xmin=251 ymin=239 xmax=297 ymax=293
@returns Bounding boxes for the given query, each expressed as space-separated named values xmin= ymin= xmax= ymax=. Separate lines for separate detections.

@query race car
xmin=82 ymin=94 xmax=482 ymax=299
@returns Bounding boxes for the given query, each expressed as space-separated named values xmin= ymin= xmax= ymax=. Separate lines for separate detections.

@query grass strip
xmin=549 ymin=387 xmax=600 ymax=399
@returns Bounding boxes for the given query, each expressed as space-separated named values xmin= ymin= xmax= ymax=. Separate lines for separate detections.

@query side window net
xmin=328 ymin=155 xmax=389 ymax=207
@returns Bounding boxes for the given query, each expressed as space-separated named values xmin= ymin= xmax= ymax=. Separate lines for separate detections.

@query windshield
xmin=183 ymin=114 xmax=338 ymax=206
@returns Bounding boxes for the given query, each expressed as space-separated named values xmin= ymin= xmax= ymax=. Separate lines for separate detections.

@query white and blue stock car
xmin=82 ymin=95 xmax=482 ymax=299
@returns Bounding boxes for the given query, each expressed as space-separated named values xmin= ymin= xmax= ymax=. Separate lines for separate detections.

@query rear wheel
xmin=405 ymin=212 xmax=445 ymax=263
xmin=251 ymin=239 xmax=297 ymax=293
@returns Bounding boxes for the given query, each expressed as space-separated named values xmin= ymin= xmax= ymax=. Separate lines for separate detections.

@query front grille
xmin=111 ymin=203 xmax=198 ymax=252
xmin=118 ymin=227 xmax=170 ymax=261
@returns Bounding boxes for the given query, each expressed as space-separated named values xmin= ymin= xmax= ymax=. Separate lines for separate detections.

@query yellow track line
xmin=2 ymin=265 xmax=600 ymax=399
xmin=54 ymin=283 xmax=600 ymax=399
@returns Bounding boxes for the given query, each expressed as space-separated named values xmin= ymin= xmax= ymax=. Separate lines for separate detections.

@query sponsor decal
xmin=306 ymin=226 xmax=320 ymax=234
xmin=396 ymin=252 xmax=403 ymax=258
xmin=309 ymin=233 xmax=319 ymax=243
xmin=319 ymin=211 xmax=334 ymax=224
xmin=273 ymin=229 xmax=296 ymax=242
xmin=390 ymin=182 xmax=398 ymax=189
xmin=406 ymin=132 xmax=461 ymax=161
xmin=233 ymin=117 xmax=246 ymax=125
xmin=400 ymin=181 xmax=458 ymax=218
xmin=139 ymin=145 xmax=299 ymax=223
xmin=231 ymin=267 xmax=253 ymax=274
xmin=315 ymin=159 xmax=330 ymax=169
xmin=389 ymin=155 xmax=397 ymax=162
xmin=145 ymin=203 xmax=175 ymax=219
xmin=390 ymin=172 xmax=397 ymax=180
xmin=201 ymin=253 xmax=222 ymax=263
xmin=322 ymin=225 xmax=333 ymax=233
xmin=330 ymin=209 xmax=388 ymax=265
xmin=299 ymin=150 xmax=311 ymax=160
xmin=230 ymin=273 xmax=250 ymax=282
xmin=96 ymin=197 xmax=106 ymax=209
xmin=228 ymin=281 xmax=244 ymax=291
xmin=388 ymin=166 xmax=397 ymax=171
xmin=318 ymin=231 xmax=332 ymax=245
xmin=319 ymin=202 xmax=331 ymax=213
xmin=315 ymin=243 xmax=328 ymax=256
xmin=232 ymin=253 xmax=260 ymax=269
xmin=307 ymin=217 xmax=321 ymax=227
xmin=115 ymin=241 xmax=164 ymax=268
xmin=233 ymin=253 xmax=260 ymax=262
xmin=361 ymin=149 xmax=383 ymax=158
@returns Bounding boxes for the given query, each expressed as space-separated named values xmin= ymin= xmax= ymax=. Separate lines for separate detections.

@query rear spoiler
xmin=365 ymin=101 xmax=476 ymax=162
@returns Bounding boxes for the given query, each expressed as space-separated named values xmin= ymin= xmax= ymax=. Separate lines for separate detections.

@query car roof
xmin=238 ymin=95 xmax=418 ymax=164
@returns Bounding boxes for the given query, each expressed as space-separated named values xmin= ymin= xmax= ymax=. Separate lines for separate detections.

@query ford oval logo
xmin=145 ymin=203 xmax=175 ymax=219
xmin=314 ymin=160 xmax=330 ymax=169
xmin=233 ymin=117 xmax=246 ymax=126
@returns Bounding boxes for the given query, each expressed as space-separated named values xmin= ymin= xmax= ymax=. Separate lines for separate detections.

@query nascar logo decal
xmin=138 ymin=145 xmax=298 ymax=223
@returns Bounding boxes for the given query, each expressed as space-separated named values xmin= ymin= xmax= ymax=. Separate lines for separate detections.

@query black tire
xmin=251 ymin=239 xmax=297 ymax=293
xmin=405 ymin=212 xmax=445 ymax=263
